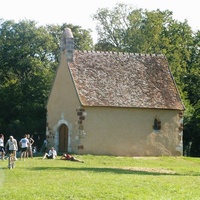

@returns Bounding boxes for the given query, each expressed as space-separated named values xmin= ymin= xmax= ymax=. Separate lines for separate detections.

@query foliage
xmin=0 ymin=19 xmax=93 ymax=139
xmin=0 ymin=20 xmax=53 ymax=136
xmin=1 ymin=155 xmax=200 ymax=199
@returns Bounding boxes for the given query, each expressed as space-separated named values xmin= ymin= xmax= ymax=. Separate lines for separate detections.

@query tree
xmin=93 ymin=3 xmax=134 ymax=51
xmin=0 ymin=20 xmax=54 ymax=136
xmin=181 ymin=30 xmax=200 ymax=156
xmin=0 ymin=19 xmax=94 ymax=141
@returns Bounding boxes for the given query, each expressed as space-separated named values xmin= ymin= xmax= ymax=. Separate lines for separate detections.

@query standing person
xmin=27 ymin=134 xmax=34 ymax=158
xmin=0 ymin=134 xmax=5 ymax=160
xmin=32 ymin=132 xmax=39 ymax=153
xmin=42 ymin=147 xmax=57 ymax=159
xmin=40 ymin=138 xmax=48 ymax=153
xmin=5 ymin=136 xmax=18 ymax=160
xmin=19 ymin=134 xmax=29 ymax=161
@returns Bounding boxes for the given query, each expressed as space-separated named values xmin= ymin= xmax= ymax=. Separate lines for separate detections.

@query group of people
xmin=18 ymin=134 xmax=34 ymax=160
xmin=0 ymin=133 xmax=84 ymax=163
xmin=0 ymin=134 xmax=18 ymax=160
xmin=0 ymin=134 xmax=34 ymax=161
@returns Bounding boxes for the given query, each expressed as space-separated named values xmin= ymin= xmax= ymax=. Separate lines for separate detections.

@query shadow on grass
xmin=28 ymin=166 xmax=180 ymax=176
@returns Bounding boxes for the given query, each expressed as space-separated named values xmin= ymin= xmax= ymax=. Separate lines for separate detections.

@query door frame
xmin=54 ymin=117 xmax=72 ymax=153
xmin=59 ymin=124 xmax=69 ymax=152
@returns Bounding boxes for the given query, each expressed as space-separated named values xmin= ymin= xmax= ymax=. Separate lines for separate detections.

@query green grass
xmin=1 ymin=155 xmax=200 ymax=199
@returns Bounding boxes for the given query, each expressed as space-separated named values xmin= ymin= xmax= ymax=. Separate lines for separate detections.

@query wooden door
xmin=59 ymin=124 xmax=68 ymax=152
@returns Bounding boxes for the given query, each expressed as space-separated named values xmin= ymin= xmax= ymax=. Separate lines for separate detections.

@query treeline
xmin=0 ymin=4 xmax=199 ymax=156
xmin=0 ymin=21 xmax=93 ymax=143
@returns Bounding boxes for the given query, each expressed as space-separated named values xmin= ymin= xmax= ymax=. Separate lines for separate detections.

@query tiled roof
xmin=68 ymin=50 xmax=184 ymax=110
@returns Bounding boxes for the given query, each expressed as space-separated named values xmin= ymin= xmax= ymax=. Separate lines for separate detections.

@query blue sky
xmin=1 ymin=0 xmax=199 ymax=42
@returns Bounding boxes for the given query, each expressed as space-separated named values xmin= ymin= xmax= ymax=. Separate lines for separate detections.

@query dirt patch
xmin=122 ymin=167 xmax=176 ymax=174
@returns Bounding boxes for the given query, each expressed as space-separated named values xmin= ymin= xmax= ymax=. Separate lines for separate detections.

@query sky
xmin=1 ymin=0 xmax=199 ymax=43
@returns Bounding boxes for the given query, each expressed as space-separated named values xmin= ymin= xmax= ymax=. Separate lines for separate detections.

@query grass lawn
xmin=1 ymin=154 xmax=200 ymax=200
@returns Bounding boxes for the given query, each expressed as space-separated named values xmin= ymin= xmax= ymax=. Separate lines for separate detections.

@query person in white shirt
xmin=0 ymin=134 xmax=5 ymax=160
xmin=5 ymin=135 xmax=18 ymax=160
xmin=19 ymin=134 xmax=29 ymax=160
xmin=43 ymin=147 xmax=57 ymax=159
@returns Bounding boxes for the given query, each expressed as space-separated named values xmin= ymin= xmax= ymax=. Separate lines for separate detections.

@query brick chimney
xmin=61 ymin=28 xmax=74 ymax=62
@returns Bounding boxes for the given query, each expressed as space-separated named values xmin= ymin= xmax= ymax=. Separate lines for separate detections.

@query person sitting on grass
xmin=43 ymin=147 xmax=57 ymax=159
xmin=61 ymin=153 xmax=84 ymax=163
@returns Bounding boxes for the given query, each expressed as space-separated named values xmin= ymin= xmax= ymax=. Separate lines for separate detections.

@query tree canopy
xmin=0 ymin=19 xmax=93 ymax=143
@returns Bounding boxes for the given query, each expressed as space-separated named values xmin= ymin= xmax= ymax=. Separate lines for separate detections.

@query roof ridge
xmin=75 ymin=50 xmax=164 ymax=57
